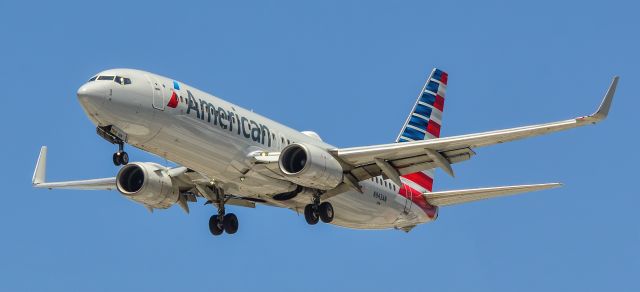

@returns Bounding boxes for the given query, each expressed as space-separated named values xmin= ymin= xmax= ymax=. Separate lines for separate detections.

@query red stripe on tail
xmin=402 ymin=172 xmax=434 ymax=191
xmin=433 ymin=94 xmax=445 ymax=111
xmin=398 ymin=183 xmax=437 ymax=218
xmin=426 ymin=120 xmax=441 ymax=137
xmin=440 ymin=72 xmax=448 ymax=85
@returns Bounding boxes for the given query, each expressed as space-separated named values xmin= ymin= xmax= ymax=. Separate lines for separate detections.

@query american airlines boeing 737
xmin=32 ymin=68 xmax=618 ymax=236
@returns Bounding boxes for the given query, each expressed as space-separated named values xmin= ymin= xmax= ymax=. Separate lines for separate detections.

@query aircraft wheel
xmin=112 ymin=153 xmax=121 ymax=166
xmin=208 ymin=215 xmax=223 ymax=236
xmin=223 ymin=213 xmax=239 ymax=234
xmin=120 ymin=152 xmax=129 ymax=165
xmin=304 ymin=204 xmax=319 ymax=225
xmin=319 ymin=202 xmax=334 ymax=223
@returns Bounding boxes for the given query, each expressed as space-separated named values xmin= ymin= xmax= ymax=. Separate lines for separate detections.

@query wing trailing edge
xmin=424 ymin=183 xmax=562 ymax=207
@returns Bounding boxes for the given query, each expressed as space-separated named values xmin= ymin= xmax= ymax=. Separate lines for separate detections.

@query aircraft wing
xmin=424 ymin=183 xmax=562 ymax=206
xmin=32 ymin=146 xmax=117 ymax=190
xmin=32 ymin=146 xmax=263 ymax=211
xmin=332 ymin=77 xmax=618 ymax=182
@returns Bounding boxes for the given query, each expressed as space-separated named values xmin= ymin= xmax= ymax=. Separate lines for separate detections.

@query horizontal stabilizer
xmin=424 ymin=183 xmax=562 ymax=206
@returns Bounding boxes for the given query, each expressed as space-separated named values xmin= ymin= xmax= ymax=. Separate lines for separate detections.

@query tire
xmin=120 ymin=152 xmax=129 ymax=165
xmin=304 ymin=204 xmax=319 ymax=225
xmin=112 ymin=153 xmax=121 ymax=166
xmin=223 ymin=213 xmax=239 ymax=234
xmin=208 ymin=215 xmax=223 ymax=236
xmin=319 ymin=202 xmax=334 ymax=223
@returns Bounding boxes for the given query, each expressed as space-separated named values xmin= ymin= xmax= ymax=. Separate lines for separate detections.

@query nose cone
xmin=77 ymin=82 xmax=105 ymax=101
xmin=77 ymin=82 xmax=109 ymax=126
xmin=77 ymin=82 xmax=107 ymax=110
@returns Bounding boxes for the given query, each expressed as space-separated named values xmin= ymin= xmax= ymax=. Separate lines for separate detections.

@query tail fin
xmin=396 ymin=68 xmax=448 ymax=142
xmin=397 ymin=68 xmax=448 ymax=194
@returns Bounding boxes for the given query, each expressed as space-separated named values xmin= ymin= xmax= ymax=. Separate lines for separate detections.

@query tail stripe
xmin=403 ymin=127 xmax=427 ymax=141
xmin=433 ymin=95 xmax=445 ymax=111
xmin=420 ymin=92 xmax=436 ymax=104
xmin=432 ymin=69 xmax=448 ymax=85
xmin=402 ymin=172 xmax=434 ymax=191
xmin=409 ymin=115 xmax=429 ymax=129
xmin=413 ymin=104 xmax=433 ymax=120
xmin=425 ymin=81 xmax=440 ymax=94
xmin=426 ymin=120 xmax=441 ymax=137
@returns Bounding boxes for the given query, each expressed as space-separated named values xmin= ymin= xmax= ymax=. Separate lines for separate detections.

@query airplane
xmin=32 ymin=68 xmax=618 ymax=236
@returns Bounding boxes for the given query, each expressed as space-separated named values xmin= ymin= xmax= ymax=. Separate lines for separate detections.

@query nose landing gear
xmin=96 ymin=126 xmax=129 ymax=166
xmin=112 ymin=142 xmax=129 ymax=166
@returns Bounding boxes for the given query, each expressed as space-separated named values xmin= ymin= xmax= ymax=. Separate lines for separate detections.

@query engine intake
xmin=279 ymin=143 xmax=343 ymax=190
xmin=116 ymin=162 xmax=179 ymax=209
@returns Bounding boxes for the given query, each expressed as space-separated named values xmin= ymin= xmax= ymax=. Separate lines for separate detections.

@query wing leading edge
xmin=333 ymin=76 xmax=619 ymax=180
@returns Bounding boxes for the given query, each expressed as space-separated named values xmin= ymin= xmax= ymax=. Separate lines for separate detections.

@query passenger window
xmin=98 ymin=75 xmax=114 ymax=81
xmin=88 ymin=76 xmax=97 ymax=82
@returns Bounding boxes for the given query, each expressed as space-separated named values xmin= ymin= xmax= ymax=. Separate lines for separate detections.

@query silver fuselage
xmin=77 ymin=69 xmax=433 ymax=229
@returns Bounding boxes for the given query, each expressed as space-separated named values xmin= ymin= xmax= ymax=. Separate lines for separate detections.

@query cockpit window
xmin=88 ymin=76 xmax=97 ymax=82
xmin=114 ymin=76 xmax=132 ymax=85
xmin=98 ymin=75 xmax=115 ymax=81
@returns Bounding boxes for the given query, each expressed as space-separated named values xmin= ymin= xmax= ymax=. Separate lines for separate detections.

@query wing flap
xmin=425 ymin=183 xmax=562 ymax=206
xmin=347 ymin=148 xmax=475 ymax=181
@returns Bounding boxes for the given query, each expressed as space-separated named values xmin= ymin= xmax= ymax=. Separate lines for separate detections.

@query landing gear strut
xmin=96 ymin=126 xmax=129 ymax=166
xmin=304 ymin=195 xmax=334 ymax=225
xmin=207 ymin=186 xmax=239 ymax=236
xmin=112 ymin=142 xmax=129 ymax=166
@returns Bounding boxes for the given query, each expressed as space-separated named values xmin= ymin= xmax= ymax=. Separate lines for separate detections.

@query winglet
xmin=32 ymin=146 xmax=47 ymax=185
xmin=583 ymin=76 xmax=619 ymax=123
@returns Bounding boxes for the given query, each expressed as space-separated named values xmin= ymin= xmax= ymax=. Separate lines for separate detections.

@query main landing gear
xmin=112 ymin=142 xmax=129 ymax=166
xmin=304 ymin=195 xmax=334 ymax=225
xmin=207 ymin=187 xmax=239 ymax=236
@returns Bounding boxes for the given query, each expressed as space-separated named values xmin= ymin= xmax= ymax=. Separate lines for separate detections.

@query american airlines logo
xmin=183 ymin=89 xmax=274 ymax=147
xmin=167 ymin=80 xmax=181 ymax=108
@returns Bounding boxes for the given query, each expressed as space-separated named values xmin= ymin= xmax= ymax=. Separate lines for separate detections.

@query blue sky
xmin=0 ymin=1 xmax=638 ymax=291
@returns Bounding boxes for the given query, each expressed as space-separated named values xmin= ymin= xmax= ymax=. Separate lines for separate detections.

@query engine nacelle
xmin=116 ymin=162 xmax=179 ymax=209
xmin=278 ymin=143 xmax=343 ymax=190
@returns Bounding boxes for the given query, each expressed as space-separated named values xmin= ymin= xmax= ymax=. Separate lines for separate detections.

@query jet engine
xmin=278 ymin=143 xmax=343 ymax=190
xmin=116 ymin=162 xmax=179 ymax=209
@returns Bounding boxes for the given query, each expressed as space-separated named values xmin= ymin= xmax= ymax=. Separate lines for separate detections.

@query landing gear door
xmin=146 ymin=75 xmax=165 ymax=110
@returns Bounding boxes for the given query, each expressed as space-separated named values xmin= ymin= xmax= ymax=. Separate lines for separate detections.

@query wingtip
xmin=550 ymin=182 xmax=563 ymax=188
xmin=32 ymin=146 xmax=48 ymax=186
xmin=585 ymin=76 xmax=618 ymax=122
